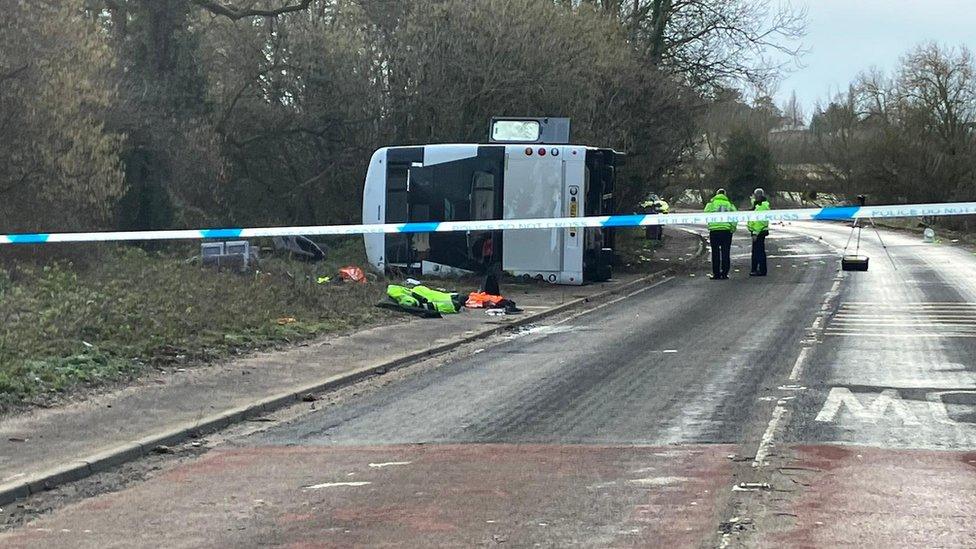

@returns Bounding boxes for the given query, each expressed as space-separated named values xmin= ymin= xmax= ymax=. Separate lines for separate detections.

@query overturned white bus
xmin=362 ymin=118 xmax=619 ymax=285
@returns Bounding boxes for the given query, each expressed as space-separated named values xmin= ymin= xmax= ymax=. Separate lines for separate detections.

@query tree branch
xmin=192 ymin=0 xmax=312 ymax=20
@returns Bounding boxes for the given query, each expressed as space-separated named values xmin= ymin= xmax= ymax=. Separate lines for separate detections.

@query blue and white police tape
xmin=3 ymin=201 xmax=976 ymax=245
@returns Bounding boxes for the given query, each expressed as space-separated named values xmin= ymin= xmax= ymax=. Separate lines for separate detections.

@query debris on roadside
xmin=152 ymin=445 xmax=174 ymax=454
xmin=272 ymin=236 xmax=326 ymax=261
xmin=718 ymin=516 xmax=754 ymax=534
xmin=466 ymin=292 xmax=523 ymax=314
xmin=301 ymin=393 xmax=318 ymax=402
xmin=380 ymin=284 xmax=464 ymax=318
xmin=201 ymin=241 xmax=259 ymax=271
xmin=338 ymin=265 xmax=368 ymax=284
xmin=732 ymin=482 xmax=771 ymax=492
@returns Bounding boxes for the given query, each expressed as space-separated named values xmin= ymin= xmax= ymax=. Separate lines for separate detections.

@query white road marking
xmin=628 ymin=476 xmax=689 ymax=486
xmin=835 ymin=309 xmax=976 ymax=315
xmin=767 ymin=253 xmax=838 ymax=259
xmin=789 ymin=348 xmax=811 ymax=381
xmin=814 ymin=388 xmax=920 ymax=425
xmin=827 ymin=300 xmax=976 ymax=337
xmin=825 ymin=331 xmax=976 ymax=338
xmin=368 ymin=461 xmax=412 ymax=468
xmin=832 ymin=319 xmax=976 ymax=326
xmin=302 ymin=481 xmax=372 ymax=490
xmin=927 ymin=391 xmax=976 ymax=425
xmin=753 ymin=405 xmax=787 ymax=468
xmin=833 ymin=316 xmax=976 ymax=321
xmin=753 ymin=255 xmax=843 ymax=468
xmin=839 ymin=308 xmax=976 ymax=313
xmin=840 ymin=302 xmax=976 ymax=306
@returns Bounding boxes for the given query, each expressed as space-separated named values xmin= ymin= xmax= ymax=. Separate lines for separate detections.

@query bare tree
xmin=782 ymin=90 xmax=805 ymax=129
xmin=604 ymin=0 xmax=808 ymax=89
xmin=898 ymin=43 xmax=976 ymax=148
xmin=808 ymin=44 xmax=976 ymax=206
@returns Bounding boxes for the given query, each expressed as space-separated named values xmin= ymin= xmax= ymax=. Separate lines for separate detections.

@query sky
xmin=774 ymin=0 xmax=976 ymax=116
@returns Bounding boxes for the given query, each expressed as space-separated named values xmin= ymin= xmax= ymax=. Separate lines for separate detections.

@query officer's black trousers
xmin=709 ymin=230 xmax=733 ymax=278
xmin=751 ymin=230 xmax=768 ymax=276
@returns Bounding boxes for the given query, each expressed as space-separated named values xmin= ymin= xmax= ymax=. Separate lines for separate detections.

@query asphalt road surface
xmin=3 ymin=222 xmax=975 ymax=548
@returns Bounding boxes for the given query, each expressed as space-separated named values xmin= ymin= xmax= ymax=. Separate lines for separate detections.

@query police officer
xmin=749 ymin=188 xmax=771 ymax=277
xmin=704 ymin=188 xmax=738 ymax=279
xmin=641 ymin=194 xmax=670 ymax=241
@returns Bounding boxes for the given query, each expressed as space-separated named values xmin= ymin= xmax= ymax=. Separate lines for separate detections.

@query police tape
xmin=3 ymin=201 xmax=976 ymax=245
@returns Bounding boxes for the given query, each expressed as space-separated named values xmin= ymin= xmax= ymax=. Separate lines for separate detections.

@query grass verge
xmin=615 ymin=227 xmax=672 ymax=273
xmin=0 ymin=239 xmax=390 ymax=412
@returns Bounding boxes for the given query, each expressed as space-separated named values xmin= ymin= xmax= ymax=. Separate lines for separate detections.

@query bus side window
xmin=471 ymin=171 xmax=495 ymax=220
xmin=468 ymin=171 xmax=497 ymax=263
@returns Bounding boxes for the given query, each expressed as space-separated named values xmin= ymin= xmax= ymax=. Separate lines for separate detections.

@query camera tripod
xmin=843 ymin=216 xmax=897 ymax=270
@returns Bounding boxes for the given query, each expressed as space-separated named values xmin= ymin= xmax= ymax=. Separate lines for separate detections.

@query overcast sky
xmin=775 ymin=0 xmax=975 ymax=115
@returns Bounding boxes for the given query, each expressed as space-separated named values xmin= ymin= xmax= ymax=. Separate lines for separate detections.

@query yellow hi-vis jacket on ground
xmin=704 ymin=193 xmax=738 ymax=232
xmin=748 ymin=199 xmax=770 ymax=234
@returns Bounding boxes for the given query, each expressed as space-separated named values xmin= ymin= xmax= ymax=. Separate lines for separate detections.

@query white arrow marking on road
xmin=815 ymin=388 xmax=920 ymax=425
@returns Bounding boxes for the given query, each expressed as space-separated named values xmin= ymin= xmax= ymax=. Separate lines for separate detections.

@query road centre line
xmin=753 ymin=404 xmax=787 ymax=468
xmin=788 ymin=348 xmax=811 ymax=382
xmin=755 ymin=263 xmax=839 ymax=468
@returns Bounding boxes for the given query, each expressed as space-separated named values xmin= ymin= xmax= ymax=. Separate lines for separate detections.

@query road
xmin=2 ymin=222 xmax=975 ymax=547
